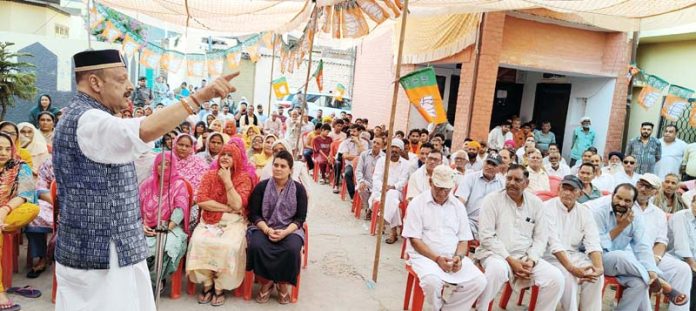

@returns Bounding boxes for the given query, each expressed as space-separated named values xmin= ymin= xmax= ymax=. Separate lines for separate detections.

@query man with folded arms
xmin=544 ymin=175 xmax=604 ymax=311
xmin=475 ymin=164 xmax=563 ymax=311
xmin=402 ymin=165 xmax=487 ymax=310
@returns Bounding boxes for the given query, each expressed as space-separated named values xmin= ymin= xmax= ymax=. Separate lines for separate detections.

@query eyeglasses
xmin=623 ymin=160 xmax=635 ymax=164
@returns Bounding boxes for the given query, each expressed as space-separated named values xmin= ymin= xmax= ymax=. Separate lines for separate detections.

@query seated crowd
xmin=4 ymin=93 xmax=696 ymax=311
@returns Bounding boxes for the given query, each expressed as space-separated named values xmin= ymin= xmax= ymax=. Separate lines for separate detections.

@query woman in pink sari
xmin=139 ymin=151 xmax=191 ymax=288
xmin=173 ymin=134 xmax=208 ymax=190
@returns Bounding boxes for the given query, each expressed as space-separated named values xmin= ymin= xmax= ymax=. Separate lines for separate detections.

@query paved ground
xmin=9 ymin=177 xmax=671 ymax=310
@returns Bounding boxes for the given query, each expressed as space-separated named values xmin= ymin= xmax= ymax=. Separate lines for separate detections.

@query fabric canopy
xmin=400 ymin=12 xmax=481 ymax=64
xmin=97 ymin=0 xmax=696 ymax=34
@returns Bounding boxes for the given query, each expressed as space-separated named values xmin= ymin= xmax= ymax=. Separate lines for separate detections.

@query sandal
xmin=661 ymin=282 xmax=689 ymax=306
xmin=0 ymin=299 xmax=20 ymax=311
xmin=6 ymin=286 xmax=40 ymax=299
xmin=255 ymin=282 xmax=273 ymax=304
xmin=211 ymin=290 xmax=226 ymax=307
xmin=385 ymin=235 xmax=398 ymax=244
xmin=197 ymin=287 xmax=213 ymax=304
xmin=276 ymin=284 xmax=290 ymax=304
xmin=26 ymin=266 xmax=46 ymax=279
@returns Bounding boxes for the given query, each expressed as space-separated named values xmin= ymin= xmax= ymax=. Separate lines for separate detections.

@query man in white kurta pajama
xmin=371 ymin=139 xmax=410 ymax=243
xmin=475 ymin=164 xmax=564 ymax=311
xmin=543 ymin=175 xmax=604 ymax=311
xmin=402 ymin=165 xmax=487 ymax=311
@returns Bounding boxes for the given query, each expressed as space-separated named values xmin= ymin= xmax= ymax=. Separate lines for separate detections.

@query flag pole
xmin=266 ymin=34 xmax=278 ymax=118
xmin=293 ymin=6 xmax=318 ymax=159
xmin=372 ymin=0 xmax=409 ymax=283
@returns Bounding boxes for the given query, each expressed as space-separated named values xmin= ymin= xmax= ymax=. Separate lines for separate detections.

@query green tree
xmin=0 ymin=42 xmax=36 ymax=121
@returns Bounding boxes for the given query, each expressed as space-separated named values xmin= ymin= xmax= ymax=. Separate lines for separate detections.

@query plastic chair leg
xmin=170 ymin=259 xmax=184 ymax=299
xmin=528 ymin=286 xmax=539 ymax=311
xmin=517 ymin=287 xmax=526 ymax=305
xmin=370 ymin=202 xmax=379 ymax=235
xmin=303 ymin=225 xmax=309 ymax=269
xmin=499 ymin=283 xmax=513 ymax=309
xmin=400 ymin=239 xmax=407 ymax=259
xmin=291 ymin=273 xmax=301 ymax=303
xmin=340 ymin=178 xmax=347 ymax=201
xmin=242 ymin=271 xmax=254 ymax=301
xmin=2 ymin=232 xmax=14 ymax=289
xmin=403 ymin=271 xmax=414 ymax=310
xmin=12 ymin=233 xmax=18 ymax=273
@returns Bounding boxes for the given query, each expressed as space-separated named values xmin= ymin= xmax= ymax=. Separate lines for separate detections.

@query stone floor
xmin=10 ymin=177 xmax=671 ymax=310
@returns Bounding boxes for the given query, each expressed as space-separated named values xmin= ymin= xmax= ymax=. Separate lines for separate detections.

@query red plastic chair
xmin=534 ymin=191 xmax=557 ymax=202
xmin=499 ymin=282 xmax=539 ymax=310
xmin=602 ymin=276 xmax=624 ymax=303
xmin=242 ymin=222 xmax=309 ymax=303
xmin=548 ymin=176 xmax=561 ymax=194
xmin=370 ymin=201 xmax=380 ymax=236
xmin=170 ymin=180 xmax=194 ymax=299
xmin=403 ymin=264 xmax=425 ymax=311
xmin=1 ymin=232 xmax=17 ymax=291
xmin=352 ymin=193 xmax=362 ymax=219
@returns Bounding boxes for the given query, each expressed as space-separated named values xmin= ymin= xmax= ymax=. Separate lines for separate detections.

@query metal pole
xmin=371 ymin=0 xmax=409 ymax=283
xmin=267 ymin=34 xmax=278 ymax=118
xmin=152 ymin=146 xmax=168 ymax=308
xmin=293 ymin=6 xmax=318 ymax=159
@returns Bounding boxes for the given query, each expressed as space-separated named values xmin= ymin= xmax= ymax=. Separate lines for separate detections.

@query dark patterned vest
xmin=53 ymin=92 xmax=147 ymax=269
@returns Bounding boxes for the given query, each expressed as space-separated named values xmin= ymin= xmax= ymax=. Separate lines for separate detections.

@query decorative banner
xmin=140 ymin=47 xmax=162 ymax=69
xmin=160 ymin=52 xmax=184 ymax=73
xmin=626 ymin=64 xmax=640 ymax=81
xmin=357 ymin=0 xmax=389 ymax=24
xmin=89 ymin=4 xmax=105 ymax=28
xmin=207 ymin=55 xmax=224 ymax=77
xmin=225 ymin=52 xmax=241 ymax=70
xmin=312 ymin=59 xmax=324 ymax=92
xmin=121 ymin=34 xmax=141 ymax=58
xmin=245 ymin=44 xmax=261 ymax=63
xmin=102 ymin=21 xmax=123 ymax=42
xmin=637 ymin=74 xmax=669 ymax=110
xmin=399 ymin=67 xmax=447 ymax=124
xmin=340 ymin=2 xmax=370 ymax=38
xmin=336 ymin=83 xmax=346 ymax=101
xmin=260 ymin=32 xmax=274 ymax=49
xmin=187 ymin=55 xmax=205 ymax=77
xmin=272 ymin=77 xmax=290 ymax=99
xmin=662 ymin=95 xmax=690 ymax=122
xmin=689 ymin=101 xmax=696 ymax=128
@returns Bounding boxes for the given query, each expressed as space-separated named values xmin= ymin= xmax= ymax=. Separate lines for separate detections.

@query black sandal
xmin=211 ymin=290 xmax=226 ymax=307
xmin=197 ymin=287 xmax=213 ymax=304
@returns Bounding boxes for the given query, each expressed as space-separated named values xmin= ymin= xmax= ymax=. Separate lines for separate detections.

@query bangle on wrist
xmin=179 ymin=98 xmax=194 ymax=115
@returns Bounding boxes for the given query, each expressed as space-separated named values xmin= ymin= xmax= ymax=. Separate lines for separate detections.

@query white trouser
xmin=419 ymin=259 xmax=487 ymax=311
xmin=379 ymin=189 xmax=402 ymax=228
xmin=658 ymin=253 xmax=692 ymax=311
xmin=476 ymin=256 xmax=564 ymax=311
xmin=549 ymin=255 xmax=603 ymax=311
xmin=602 ymin=250 xmax=651 ymax=311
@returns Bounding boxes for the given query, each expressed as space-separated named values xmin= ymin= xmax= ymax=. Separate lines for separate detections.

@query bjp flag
xmin=399 ymin=67 xmax=447 ymax=124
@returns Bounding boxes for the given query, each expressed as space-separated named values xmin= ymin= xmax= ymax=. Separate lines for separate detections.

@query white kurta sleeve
xmin=396 ymin=161 xmax=410 ymax=191
xmin=478 ymin=194 xmax=511 ymax=259
xmin=77 ymin=109 xmax=153 ymax=164
xmin=543 ymin=200 xmax=564 ymax=254
xmin=654 ymin=209 xmax=669 ymax=246
xmin=401 ymin=201 xmax=423 ymax=239
xmin=371 ymin=158 xmax=385 ymax=200
xmin=580 ymin=205 xmax=603 ymax=254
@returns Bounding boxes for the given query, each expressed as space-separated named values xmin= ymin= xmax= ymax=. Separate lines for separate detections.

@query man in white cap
xmin=402 ymin=165 xmax=487 ymax=310
xmin=569 ymin=116 xmax=596 ymax=167
xmin=371 ymin=138 xmax=410 ymax=244
xmin=633 ymin=174 xmax=691 ymax=309
xmin=475 ymin=164 xmax=564 ymax=311
xmin=544 ymin=175 xmax=604 ymax=311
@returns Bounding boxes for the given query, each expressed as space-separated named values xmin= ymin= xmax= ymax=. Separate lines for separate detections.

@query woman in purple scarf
xmin=247 ymin=150 xmax=307 ymax=304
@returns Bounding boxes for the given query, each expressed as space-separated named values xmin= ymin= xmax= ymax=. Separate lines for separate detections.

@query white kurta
xmin=407 ymin=166 xmax=431 ymax=200
xmin=402 ymin=192 xmax=487 ymax=311
xmin=655 ymin=138 xmax=687 ymax=180
xmin=56 ymin=109 xmax=155 ymax=311
xmin=370 ymin=157 xmax=409 ymax=228
xmin=544 ymin=162 xmax=571 ymax=178
xmin=592 ymin=173 xmax=616 ymax=193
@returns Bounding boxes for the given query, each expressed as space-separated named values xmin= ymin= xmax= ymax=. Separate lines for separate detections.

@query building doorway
xmin=532 ymin=83 xmax=571 ymax=150
xmin=490 ymin=81 xmax=524 ymax=130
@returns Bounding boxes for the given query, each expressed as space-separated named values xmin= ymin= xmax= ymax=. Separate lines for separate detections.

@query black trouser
xmin=334 ymin=157 xmax=343 ymax=187
xmin=303 ymin=149 xmax=314 ymax=170
xmin=344 ymin=165 xmax=355 ymax=199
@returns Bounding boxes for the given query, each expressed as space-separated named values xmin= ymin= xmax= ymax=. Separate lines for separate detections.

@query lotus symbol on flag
xmin=420 ymin=96 xmax=436 ymax=117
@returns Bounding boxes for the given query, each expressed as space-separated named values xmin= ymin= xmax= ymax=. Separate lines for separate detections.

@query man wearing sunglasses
xmin=615 ymin=155 xmax=641 ymax=185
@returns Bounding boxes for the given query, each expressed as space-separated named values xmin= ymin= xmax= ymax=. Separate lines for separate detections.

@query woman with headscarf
xmin=37 ymin=111 xmax=56 ymax=149
xmin=209 ymin=120 xmax=230 ymax=142
xmin=247 ymin=135 xmax=264 ymax=159
xmin=28 ymin=94 xmax=59 ymax=127
xmin=25 ymin=158 xmax=54 ymax=279
xmin=0 ymin=132 xmax=39 ymax=311
xmin=223 ymin=120 xmax=238 ymax=140
xmin=260 ymin=139 xmax=311 ymax=185
xmin=172 ymin=134 xmax=208 ymax=191
xmin=227 ymin=137 xmax=260 ymax=185
xmin=247 ymin=150 xmax=307 ymax=304
xmin=206 ymin=114 xmax=217 ymax=128
xmin=0 ymin=122 xmax=33 ymax=169
xmin=186 ymin=143 xmax=254 ymax=307
xmin=242 ymin=125 xmax=261 ymax=149
xmin=17 ymin=123 xmax=49 ymax=174
xmin=139 ymin=151 xmax=191 ymax=288
xmin=250 ymin=135 xmax=277 ymax=173
xmin=144 ymin=106 xmax=154 ymax=116
xmin=196 ymin=132 xmax=225 ymax=166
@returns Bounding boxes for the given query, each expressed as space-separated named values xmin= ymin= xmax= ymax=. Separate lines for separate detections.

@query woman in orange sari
xmin=186 ymin=143 xmax=254 ymax=306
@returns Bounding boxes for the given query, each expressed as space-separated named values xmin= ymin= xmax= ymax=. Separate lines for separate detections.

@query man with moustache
xmin=454 ymin=155 xmax=504 ymax=238
xmin=475 ymin=164 xmax=564 ymax=311
xmin=53 ymin=49 xmax=238 ymax=311
xmin=371 ymin=139 xmax=410 ymax=244
xmin=626 ymin=122 xmax=662 ymax=174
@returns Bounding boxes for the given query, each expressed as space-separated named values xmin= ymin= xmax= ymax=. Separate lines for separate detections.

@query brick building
xmin=352 ymin=11 xmax=632 ymax=159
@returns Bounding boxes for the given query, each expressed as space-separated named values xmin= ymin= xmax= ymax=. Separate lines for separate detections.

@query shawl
xmin=243 ymin=125 xmax=261 ymax=148
xmin=247 ymin=134 xmax=264 ymax=159
xmin=0 ymin=121 xmax=34 ymax=168
xmin=223 ymin=120 xmax=237 ymax=137
xmin=262 ymin=176 xmax=297 ymax=229
xmin=226 ymin=136 xmax=259 ymax=185
xmin=196 ymin=132 xmax=224 ymax=165
xmin=198 ymin=143 xmax=254 ymax=224
xmin=173 ymin=133 xmax=209 ymax=190
xmin=139 ymin=151 xmax=191 ymax=233
xmin=653 ymin=190 xmax=688 ymax=214
xmin=17 ymin=122 xmax=49 ymax=170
